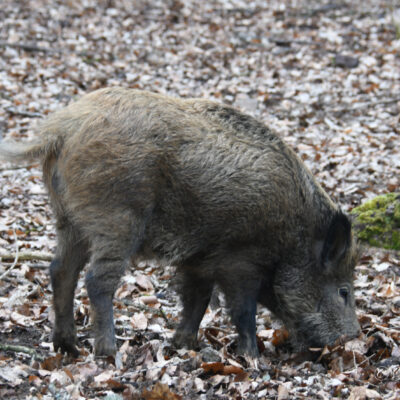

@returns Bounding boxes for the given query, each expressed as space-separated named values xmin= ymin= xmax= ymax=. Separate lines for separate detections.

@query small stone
xmin=376 ymin=356 xmax=400 ymax=368
xmin=181 ymin=357 xmax=199 ymax=373
xmin=334 ymin=54 xmax=359 ymax=68
xmin=200 ymin=346 xmax=221 ymax=363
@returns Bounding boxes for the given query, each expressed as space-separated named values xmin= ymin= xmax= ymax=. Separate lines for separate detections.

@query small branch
xmin=0 ymin=41 xmax=60 ymax=54
xmin=0 ymin=250 xmax=53 ymax=264
xmin=333 ymin=97 xmax=400 ymax=114
xmin=25 ymin=263 xmax=49 ymax=269
xmin=0 ymin=343 xmax=44 ymax=361
xmin=268 ymin=37 xmax=322 ymax=47
xmin=0 ymin=229 xmax=19 ymax=280
xmin=6 ymin=107 xmax=44 ymax=118
xmin=119 ymin=299 xmax=173 ymax=328
xmin=205 ymin=326 xmax=232 ymax=334
xmin=204 ymin=329 xmax=224 ymax=348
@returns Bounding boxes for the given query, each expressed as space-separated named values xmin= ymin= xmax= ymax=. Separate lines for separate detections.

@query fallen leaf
xmin=40 ymin=353 xmax=63 ymax=371
xmin=142 ymin=382 xmax=182 ymax=400
xmin=271 ymin=328 xmax=290 ymax=346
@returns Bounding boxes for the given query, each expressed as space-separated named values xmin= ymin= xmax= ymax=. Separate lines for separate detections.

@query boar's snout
xmin=286 ymin=281 xmax=361 ymax=349
xmin=293 ymin=311 xmax=360 ymax=349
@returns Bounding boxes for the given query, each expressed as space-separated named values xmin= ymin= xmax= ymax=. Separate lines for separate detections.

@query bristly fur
xmin=0 ymin=87 xmax=360 ymax=358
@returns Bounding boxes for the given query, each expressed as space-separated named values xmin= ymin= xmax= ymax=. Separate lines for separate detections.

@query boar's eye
xmin=338 ymin=287 xmax=349 ymax=305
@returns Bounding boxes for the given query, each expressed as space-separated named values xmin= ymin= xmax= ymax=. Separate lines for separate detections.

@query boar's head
xmin=272 ymin=212 xmax=360 ymax=349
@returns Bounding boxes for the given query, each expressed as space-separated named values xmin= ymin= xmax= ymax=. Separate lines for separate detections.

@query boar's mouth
xmin=290 ymin=312 xmax=345 ymax=349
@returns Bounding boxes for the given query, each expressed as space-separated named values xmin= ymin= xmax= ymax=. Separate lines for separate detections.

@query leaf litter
xmin=0 ymin=0 xmax=399 ymax=398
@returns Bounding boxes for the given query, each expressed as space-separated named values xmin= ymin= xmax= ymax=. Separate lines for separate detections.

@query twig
xmin=268 ymin=37 xmax=322 ymax=47
xmin=205 ymin=326 xmax=232 ymax=334
xmin=333 ymin=97 xmax=400 ymax=114
xmin=204 ymin=329 xmax=224 ymax=348
xmin=24 ymin=263 xmax=49 ymax=269
xmin=6 ymin=107 xmax=44 ymax=118
xmin=119 ymin=298 xmax=173 ymax=328
xmin=0 ymin=41 xmax=60 ymax=54
xmin=0 ymin=343 xmax=44 ymax=361
xmin=345 ymin=352 xmax=375 ymax=373
xmin=0 ymin=228 xmax=19 ymax=280
xmin=0 ymin=250 xmax=53 ymax=264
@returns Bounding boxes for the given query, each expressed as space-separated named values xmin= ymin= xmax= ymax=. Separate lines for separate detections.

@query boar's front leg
xmin=173 ymin=269 xmax=214 ymax=350
xmin=218 ymin=265 xmax=261 ymax=358
xmin=50 ymin=221 xmax=89 ymax=357
xmin=228 ymin=294 xmax=258 ymax=357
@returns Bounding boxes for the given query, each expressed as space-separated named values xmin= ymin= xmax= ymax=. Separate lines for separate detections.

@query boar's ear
xmin=321 ymin=212 xmax=351 ymax=270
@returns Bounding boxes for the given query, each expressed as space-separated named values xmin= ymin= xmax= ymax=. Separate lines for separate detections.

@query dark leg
xmin=81 ymin=205 xmax=150 ymax=357
xmin=85 ymin=255 xmax=129 ymax=357
xmin=173 ymin=270 xmax=214 ymax=349
xmin=50 ymin=222 xmax=89 ymax=357
xmin=217 ymin=263 xmax=261 ymax=358
xmin=227 ymin=293 xmax=258 ymax=357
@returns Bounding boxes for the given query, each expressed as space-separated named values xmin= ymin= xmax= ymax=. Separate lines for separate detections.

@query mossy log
xmin=351 ymin=193 xmax=400 ymax=250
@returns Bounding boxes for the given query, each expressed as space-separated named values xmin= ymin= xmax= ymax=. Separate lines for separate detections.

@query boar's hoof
xmin=94 ymin=336 xmax=117 ymax=357
xmin=237 ymin=340 xmax=259 ymax=359
xmin=172 ymin=330 xmax=198 ymax=350
xmin=53 ymin=334 xmax=80 ymax=358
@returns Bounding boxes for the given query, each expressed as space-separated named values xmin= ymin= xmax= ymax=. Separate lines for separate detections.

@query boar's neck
xmin=258 ymin=148 xmax=340 ymax=273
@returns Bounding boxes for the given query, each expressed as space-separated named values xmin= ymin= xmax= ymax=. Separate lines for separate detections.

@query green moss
xmin=351 ymin=193 xmax=400 ymax=250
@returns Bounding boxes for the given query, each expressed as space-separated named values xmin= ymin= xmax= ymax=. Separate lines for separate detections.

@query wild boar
xmin=0 ymin=87 xmax=360 ymax=358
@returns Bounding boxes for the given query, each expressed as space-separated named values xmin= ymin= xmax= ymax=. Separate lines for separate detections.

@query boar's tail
xmin=0 ymin=139 xmax=49 ymax=163
xmin=0 ymin=118 xmax=65 ymax=164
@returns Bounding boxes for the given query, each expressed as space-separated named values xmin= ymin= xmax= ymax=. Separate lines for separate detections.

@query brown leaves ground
xmin=0 ymin=0 xmax=400 ymax=398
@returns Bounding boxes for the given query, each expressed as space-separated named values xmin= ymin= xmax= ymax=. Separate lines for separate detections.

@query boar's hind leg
xmin=173 ymin=269 xmax=214 ymax=350
xmin=85 ymin=247 xmax=130 ymax=357
xmin=83 ymin=205 xmax=152 ymax=357
xmin=50 ymin=221 xmax=89 ymax=357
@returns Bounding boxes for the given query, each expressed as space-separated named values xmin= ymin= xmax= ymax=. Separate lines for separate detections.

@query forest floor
xmin=0 ymin=0 xmax=399 ymax=399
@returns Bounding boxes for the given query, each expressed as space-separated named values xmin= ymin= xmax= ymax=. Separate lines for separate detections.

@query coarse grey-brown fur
xmin=0 ymin=87 xmax=360 ymax=358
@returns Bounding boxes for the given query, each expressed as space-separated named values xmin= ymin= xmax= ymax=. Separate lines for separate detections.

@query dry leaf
xmin=131 ymin=312 xmax=148 ymax=330
xmin=142 ymin=382 xmax=182 ymax=400
xmin=40 ymin=353 xmax=63 ymax=371
xmin=271 ymin=328 xmax=290 ymax=346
